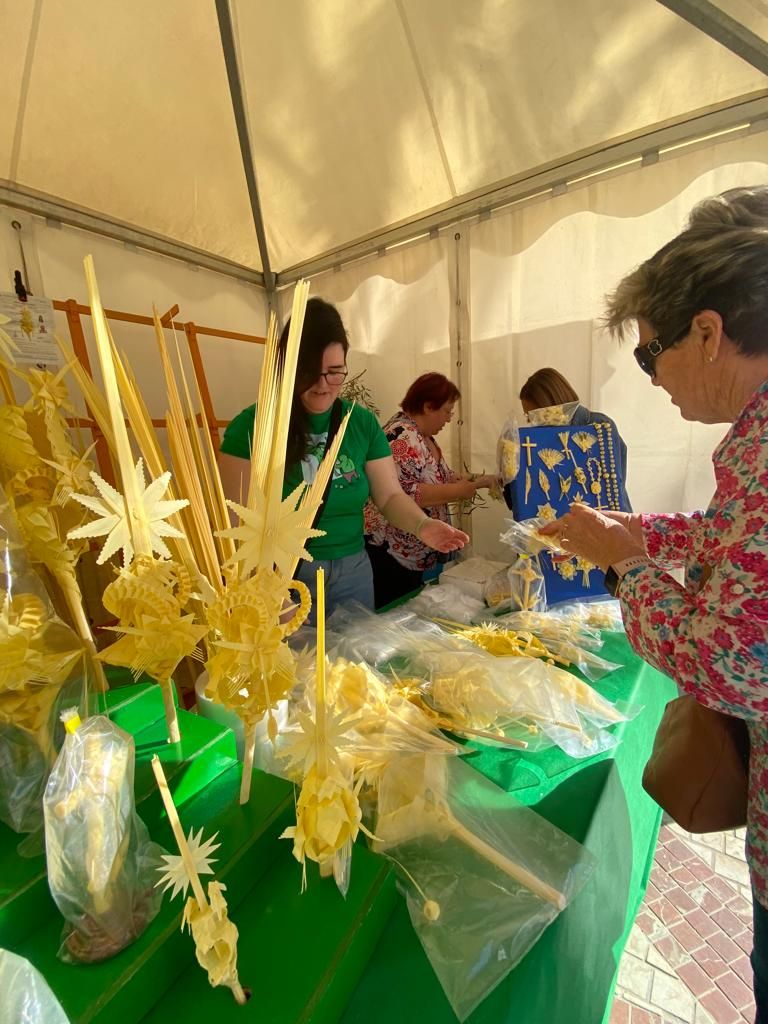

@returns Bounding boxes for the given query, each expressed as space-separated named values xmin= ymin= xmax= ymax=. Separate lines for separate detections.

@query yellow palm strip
xmin=54 ymin=335 xmax=117 ymax=457
xmin=172 ymin=328 xmax=234 ymax=566
xmin=288 ymin=408 xmax=352 ymax=579
xmin=83 ymin=256 xmax=151 ymax=557
xmin=256 ymin=282 xmax=310 ymax=572
xmin=152 ymin=311 xmax=222 ymax=589
xmin=183 ymin=335 xmax=236 ymax=565
xmin=108 ymin=333 xmax=201 ymax=583
xmin=247 ymin=310 xmax=280 ymax=504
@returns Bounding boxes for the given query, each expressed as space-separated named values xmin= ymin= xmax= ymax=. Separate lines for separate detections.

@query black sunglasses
xmin=633 ymin=327 xmax=689 ymax=377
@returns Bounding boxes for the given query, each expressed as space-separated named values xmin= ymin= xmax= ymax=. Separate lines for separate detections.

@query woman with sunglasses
xmin=541 ymin=217 xmax=768 ymax=1020
xmin=218 ymin=298 xmax=468 ymax=622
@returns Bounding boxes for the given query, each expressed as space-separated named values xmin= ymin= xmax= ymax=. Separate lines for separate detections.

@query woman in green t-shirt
xmin=218 ymin=298 xmax=468 ymax=622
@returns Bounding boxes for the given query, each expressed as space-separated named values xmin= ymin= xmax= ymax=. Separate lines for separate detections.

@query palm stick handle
xmin=151 ymin=755 xmax=207 ymax=907
xmin=441 ymin=810 xmax=566 ymax=910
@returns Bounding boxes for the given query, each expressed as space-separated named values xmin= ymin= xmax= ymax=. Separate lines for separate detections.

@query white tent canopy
xmin=2 ymin=0 xmax=767 ymax=280
xmin=1 ymin=0 xmax=767 ymax=557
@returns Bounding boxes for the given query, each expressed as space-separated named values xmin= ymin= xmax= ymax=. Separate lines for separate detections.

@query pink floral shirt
xmin=366 ymin=412 xmax=456 ymax=571
xmin=619 ymin=379 xmax=768 ymax=907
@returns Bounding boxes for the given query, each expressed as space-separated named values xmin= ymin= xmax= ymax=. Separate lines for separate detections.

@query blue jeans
xmin=753 ymin=893 xmax=768 ymax=1022
xmin=294 ymin=549 xmax=374 ymax=627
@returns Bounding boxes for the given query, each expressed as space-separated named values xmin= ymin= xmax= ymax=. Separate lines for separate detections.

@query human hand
xmin=418 ymin=518 xmax=470 ymax=553
xmin=472 ymin=473 xmax=500 ymax=491
xmin=538 ymin=502 xmax=645 ymax=571
xmin=601 ymin=511 xmax=646 ymax=550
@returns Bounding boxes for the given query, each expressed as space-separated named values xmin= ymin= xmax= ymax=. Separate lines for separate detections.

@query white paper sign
xmin=0 ymin=293 xmax=60 ymax=368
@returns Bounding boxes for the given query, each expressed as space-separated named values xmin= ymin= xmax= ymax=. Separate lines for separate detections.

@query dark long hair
xmin=281 ymin=297 xmax=350 ymax=467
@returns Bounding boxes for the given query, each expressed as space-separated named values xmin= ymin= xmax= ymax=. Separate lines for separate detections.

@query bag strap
xmin=294 ymin=399 xmax=344 ymax=579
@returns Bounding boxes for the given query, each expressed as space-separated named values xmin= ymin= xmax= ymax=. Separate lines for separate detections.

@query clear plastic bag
xmin=526 ymin=401 xmax=580 ymax=426
xmin=374 ymin=755 xmax=596 ymax=1021
xmin=43 ymin=714 xmax=165 ymax=963
xmin=0 ymin=501 xmax=91 ymax=836
xmin=497 ymin=416 xmax=520 ymax=485
xmin=408 ymin=582 xmax=487 ymax=625
xmin=500 ymin=516 xmax=565 ymax=557
xmin=0 ymin=948 xmax=70 ymax=1024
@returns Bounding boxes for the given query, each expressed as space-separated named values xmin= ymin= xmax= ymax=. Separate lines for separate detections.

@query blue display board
xmin=504 ymin=420 xmax=629 ymax=603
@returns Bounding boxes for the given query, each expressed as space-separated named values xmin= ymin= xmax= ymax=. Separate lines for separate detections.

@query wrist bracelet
xmin=415 ymin=516 xmax=430 ymax=538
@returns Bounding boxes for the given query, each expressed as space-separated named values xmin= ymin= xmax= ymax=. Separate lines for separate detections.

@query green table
xmin=341 ymin=631 xmax=677 ymax=1024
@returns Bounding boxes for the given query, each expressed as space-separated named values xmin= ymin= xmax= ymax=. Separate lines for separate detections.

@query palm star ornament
xmin=220 ymin=483 xmax=323 ymax=579
xmin=157 ymin=827 xmax=221 ymax=900
xmin=68 ymin=458 xmax=188 ymax=565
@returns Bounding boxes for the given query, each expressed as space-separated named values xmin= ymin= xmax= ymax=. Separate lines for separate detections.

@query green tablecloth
xmin=341 ymin=631 xmax=677 ymax=1024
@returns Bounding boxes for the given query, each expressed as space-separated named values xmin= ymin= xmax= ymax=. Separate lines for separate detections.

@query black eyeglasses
xmin=318 ymin=369 xmax=348 ymax=386
xmin=633 ymin=328 xmax=688 ymax=377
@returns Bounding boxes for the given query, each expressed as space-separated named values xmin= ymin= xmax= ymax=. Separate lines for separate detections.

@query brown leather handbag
xmin=642 ymin=695 xmax=750 ymax=834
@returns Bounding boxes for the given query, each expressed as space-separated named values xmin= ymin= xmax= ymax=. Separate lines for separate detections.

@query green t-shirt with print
xmin=220 ymin=398 xmax=391 ymax=560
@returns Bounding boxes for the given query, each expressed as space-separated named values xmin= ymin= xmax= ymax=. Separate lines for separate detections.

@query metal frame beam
xmin=658 ymin=0 xmax=768 ymax=75
xmin=0 ymin=180 xmax=264 ymax=286
xmin=276 ymin=92 xmax=768 ymax=285
xmin=215 ymin=0 xmax=277 ymax=311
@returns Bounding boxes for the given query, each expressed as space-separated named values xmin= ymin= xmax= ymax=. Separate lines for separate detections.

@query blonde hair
xmin=519 ymin=368 xmax=579 ymax=408
xmin=604 ymin=226 xmax=768 ymax=355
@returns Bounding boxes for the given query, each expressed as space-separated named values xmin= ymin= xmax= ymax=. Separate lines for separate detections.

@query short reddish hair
xmin=401 ymin=373 xmax=461 ymax=415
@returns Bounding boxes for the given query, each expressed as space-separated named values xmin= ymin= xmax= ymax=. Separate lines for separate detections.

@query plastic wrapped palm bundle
xmin=278 ymin=571 xmax=459 ymax=896
xmin=373 ymin=753 xmax=596 ymax=1021
xmin=0 ymin=949 xmax=70 ymax=1024
xmin=0 ymin=495 xmax=90 ymax=835
xmin=497 ymin=415 xmax=520 ymax=485
xmin=43 ymin=712 xmax=164 ymax=963
xmin=328 ymin=605 xmax=628 ymax=758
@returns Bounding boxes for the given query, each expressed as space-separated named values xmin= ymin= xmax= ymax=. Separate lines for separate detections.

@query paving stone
xmin=700 ymin=988 xmax=744 ymax=1024
xmin=676 ymin=961 xmax=716 ymax=999
xmin=651 ymin=971 xmax=697 ymax=1020
xmin=668 ymin=888 xmax=698 ymax=914
xmin=714 ymin=853 xmax=752 ymax=889
xmin=688 ymin=860 xmax=717 ymax=884
xmin=610 ymin=996 xmax=631 ymax=1024
xmin=651 ymin=897 xmax=683 ymax=927
xmin=670 ymin=921 xmax=707 ymax=954
xmin=619 ymin=954 xmax=654 ymax=1002
xmin=627 ymin=926 xmax=651 ymax=960
xmin=715 ymin=969 xmax=755 ymax=1012
xmin=692 ymin=833 xmax=728 ymax=854
xmin=656 ymin=848 xmax=678 ymax=872
xmin=726 ymin=834 xmax=747 ymax=860
xmin=649 ymin=938 xmax=686 ymax=973
xmin=708 ymin=931 xmax=745 ymax=963
xmin=732 ymin=953 xmax=754 ymax=987
xmin=705 ymin=874 xmax=739 ymax=903
xmin=726 ymin=895 xmax=754 ymax=925
xmin=630 ymin=1008 xmax=663 ymax=1024
xmin=652 ymin=866 xmax=677 ymax=893
xmin=684 ymin=842 xmax=717 ymax=868
xmin=712 ymin=906 xmax=747 ymax=938
xmin=692 ymin=946 xmax=729 ymax=979
xmin=685 ymin=907 xmax=719 ymax=941
xmin=637 ymin=911 xmax=665 ymax=939
xmin=671 ymin=867 xmax=697 ymax=889
xmin=668 ymin=839 xmax=697 ymax=864
xmin=733 ymin=929 xmax=754 ymax=955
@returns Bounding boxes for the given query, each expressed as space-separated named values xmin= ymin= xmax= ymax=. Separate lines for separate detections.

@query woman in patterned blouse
xmin=366 ymin=373 xmax=497 ymax=608
xmin=542 ymin=219 xmax=768 ymax=1019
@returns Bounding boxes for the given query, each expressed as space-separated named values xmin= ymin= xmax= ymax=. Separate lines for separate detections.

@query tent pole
xmin=215 ymin=0 xmax=279 ymax=320
xmin=657 ymin=0 xmax=768 ymax=76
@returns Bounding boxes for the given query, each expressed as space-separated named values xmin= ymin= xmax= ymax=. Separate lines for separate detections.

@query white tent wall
xmin=0 ymin=210 xmax=267 ymax=430
xmin=275 ymin=130 xmax=768 ymax=563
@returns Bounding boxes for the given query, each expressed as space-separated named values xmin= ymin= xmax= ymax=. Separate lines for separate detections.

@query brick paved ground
xmin=610 ymin=824 xmax=756 ymax=1024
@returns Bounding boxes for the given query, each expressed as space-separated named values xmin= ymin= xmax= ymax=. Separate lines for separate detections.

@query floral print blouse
xmin=366 ymin=411 xmax=456 ymax=571
xmin=618 ymin=379 xmax=768 ymax=907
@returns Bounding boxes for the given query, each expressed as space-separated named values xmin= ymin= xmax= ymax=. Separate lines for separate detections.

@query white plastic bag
xmin=0 ymin=948 xmax=70 ymax=1024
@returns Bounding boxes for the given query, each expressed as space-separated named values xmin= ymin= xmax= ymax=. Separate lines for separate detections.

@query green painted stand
xmin=2 ymin=678 xmax=397 ymax=1024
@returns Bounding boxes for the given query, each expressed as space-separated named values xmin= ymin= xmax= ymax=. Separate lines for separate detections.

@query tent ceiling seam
xmin=275 ymin=92 xmax=768 ymax=283
xmin=0 ymin=180 xmax=265 ymax=287
xmin=215 ymin=0 xmax=276 ymax=301
xmin=9 ymin=0 xmax=43 ymax=182
xmin=657 ymin=0 xmax=768 ymax=76
xmin=394 ymin=0 xmax=457 ymax=198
